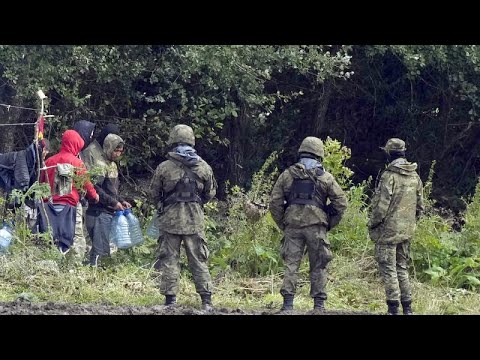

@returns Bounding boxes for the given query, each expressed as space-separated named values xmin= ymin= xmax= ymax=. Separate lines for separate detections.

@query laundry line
xmin=0 ymin=122 xmax=37 ymax=126
xmin=0 ymin=103 xmax=38 ymax=112
xmin=0 ymin=113 xmax=55 ymax=126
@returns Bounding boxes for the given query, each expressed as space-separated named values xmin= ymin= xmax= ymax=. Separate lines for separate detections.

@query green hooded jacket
xmin=368 ymin=158 xmax=424 ymax=244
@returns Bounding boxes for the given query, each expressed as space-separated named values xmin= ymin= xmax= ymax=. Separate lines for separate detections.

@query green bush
xmin=207 ymin=152 xmax=283 ymax=277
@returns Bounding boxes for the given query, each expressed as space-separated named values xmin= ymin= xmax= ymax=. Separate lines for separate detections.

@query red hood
xmin=60 ymin=130 xmax=84 ymax=156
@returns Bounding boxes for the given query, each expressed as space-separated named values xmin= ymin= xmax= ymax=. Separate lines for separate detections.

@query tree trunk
xmin=227 ymin=104 xmax=249 ymax=186
xmin=311 ymin=80 xmax=333 ymax=137
xmin=0 ymin=106 xmax=23 ymax=153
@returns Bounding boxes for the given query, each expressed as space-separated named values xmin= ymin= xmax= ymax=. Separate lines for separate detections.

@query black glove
xmin=325 ymin=204 xmax=338 ymax=217
xmin=80 ymin=197 xmax=88 ymax=207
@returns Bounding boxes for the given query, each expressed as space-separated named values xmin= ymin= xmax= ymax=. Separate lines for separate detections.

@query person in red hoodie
xmin=39 ymin=130 xmax=99 ymax=253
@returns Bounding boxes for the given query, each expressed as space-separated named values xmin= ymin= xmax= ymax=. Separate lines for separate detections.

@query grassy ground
xmin=1 ymin=245 xmax=479 ymax=314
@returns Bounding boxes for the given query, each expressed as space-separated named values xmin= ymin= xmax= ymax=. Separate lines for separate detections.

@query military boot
xmin=280 ymin=294 xmax=294 ymax=311
xmin=200 ymin=293 xmax=213 ymax=311
xmin=164 ymin=295 xmax=177 ymax=307
xmin=313 ymin=297 xmax=325 ymax=311
xmin=386 ymin=300 xmax=400 ymax=315
xmin=401 ymin=300 xmax=413 ymax=315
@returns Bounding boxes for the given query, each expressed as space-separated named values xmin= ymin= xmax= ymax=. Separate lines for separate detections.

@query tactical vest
xmin=163 ymin=166 xmax=202 ymax=206
xmin=286 ymin=168 xmax=324 ymax=209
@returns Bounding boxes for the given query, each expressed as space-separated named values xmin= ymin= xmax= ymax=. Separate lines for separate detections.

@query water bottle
xmin=109 ymin=211 xmax=132 ymax=249
xmin=146 ymin=213 xmax=160 ymax=239
xmin=123 ymin=208 xmax=144 ymax=246
xmin=0 ymin=223 xmax=13 ymax=253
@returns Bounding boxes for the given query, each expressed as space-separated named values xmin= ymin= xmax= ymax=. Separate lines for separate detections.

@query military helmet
xmin=298 ymin=136 xmax=324 ymax=158
xmin=381 ymin=138 xmax=406 ymax=154
xmin=167 ymin=124 xmax=195 ymax=147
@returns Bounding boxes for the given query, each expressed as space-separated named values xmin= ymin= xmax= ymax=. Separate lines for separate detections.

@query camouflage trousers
xmin=156 ymin=232 xmax=212 ymax=296
xmin=280 ymin=225 xmax=332 ymax=299
xmin=70 ymin=203 xmax=87 ymax=260
xmin=375 ymin=241 xmax=412 ymax=302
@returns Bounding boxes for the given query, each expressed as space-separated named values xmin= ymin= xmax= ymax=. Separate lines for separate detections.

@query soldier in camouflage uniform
xmin=269 ymin=137 xmax=348 ymax=312
xmin=149 ymin=124 xmax=217 ymax=311
xmin=368 ymin=138 xmax=424 ymax=315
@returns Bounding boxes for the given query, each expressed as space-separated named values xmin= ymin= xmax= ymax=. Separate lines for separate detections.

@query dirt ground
xmin=0 ymin=300 xmax=375 ymax=315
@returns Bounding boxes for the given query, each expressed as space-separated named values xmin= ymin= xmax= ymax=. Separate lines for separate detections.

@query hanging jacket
xmin=0 ymin=143 xmax=37 ymax=194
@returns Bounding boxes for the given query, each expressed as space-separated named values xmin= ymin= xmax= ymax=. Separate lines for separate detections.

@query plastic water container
xmin=146 ymin=213 xmax=160 ymax=239
xmin=109 ymin=211 xmax=132 ymax=249
xmin=123 ymin=208 xmax=144 ymax=246
xmin=0 ymin=223 xmax=13 ymax=253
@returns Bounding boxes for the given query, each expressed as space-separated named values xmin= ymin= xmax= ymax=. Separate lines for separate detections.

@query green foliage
xmin=312 ymin=138 xmax=373 ymax=259
xmin=410 ymin=178 xmax=480 ymax=290
xmin=323 ymin=136 xmax=354 ymax=188
xmin=9 ymin=181 xmax=51 ymax=206
xmin=5 ymin=182 xmax=54 ymax=247
xmin=71 ymin=165 xmax=104 ymax=197
xmin=423 ymin=160 xmax=436 ymax=210
xmin=246 ymin=151 xmax=279 ymax=206
xmin=463 ymin=180 xmax=480 ymax=235
xmin=412 ymin=215 xmax=456 ymax=279
xmin=329 ymin=180 xmax=372 ymax=258
xmin=206 ymin=153 xmax=283 ymax=277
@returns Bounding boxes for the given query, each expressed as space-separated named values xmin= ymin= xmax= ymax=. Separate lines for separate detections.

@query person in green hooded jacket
xmin=368 ymin=138 xmax=424 ymax=315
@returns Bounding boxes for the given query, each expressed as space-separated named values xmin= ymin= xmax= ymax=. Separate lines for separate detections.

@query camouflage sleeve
xmin=416 ymin=176 xmax=425 ymax=219
xmin=269 ymin=172 xmax=288 ymax=230
xmin=327 ymin=177 xmax=348 ymax=229
xmin=369 ymin=172 xmax=394 ymax=229
xmin=149 ymin=165 xmax=164 ymax=206
xmin=82 ymin=148 xmax=94 ymax=170
xmin=201 ymin=165 xmax=217 ymax=204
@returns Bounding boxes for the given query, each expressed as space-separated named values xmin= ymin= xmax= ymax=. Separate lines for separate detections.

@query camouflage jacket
xmin=81 ymin=139 xmax=103 ymax=170
xmin=149 ymin=152 xmax=217 ymax=235
xmin=86 ymin=135 xmax=125 ymax=214
xmin=368 ymin=158 xmax=424 ymax=244
xmin=269 ymin=162 xmax=347 ymax=230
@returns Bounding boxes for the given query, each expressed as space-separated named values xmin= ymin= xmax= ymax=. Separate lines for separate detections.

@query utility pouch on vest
xmin=163 ymin=159 xmax=203 ymax=206
xmin=288 ymin=178 xmax=319 ymax=206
